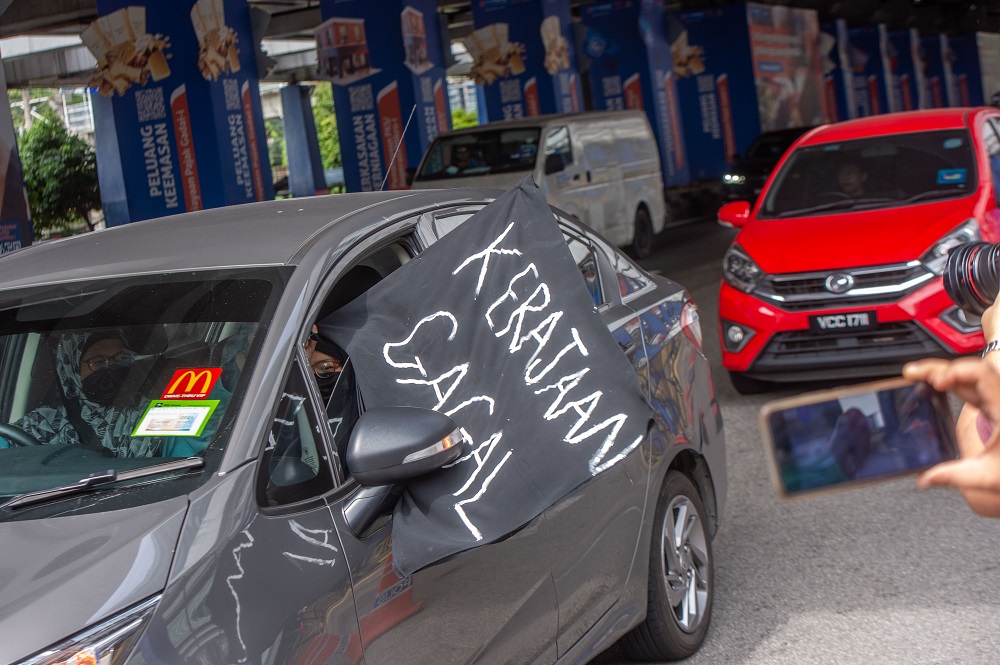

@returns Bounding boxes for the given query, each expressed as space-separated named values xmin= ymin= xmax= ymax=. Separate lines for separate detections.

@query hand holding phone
xmin=759 ymin=378 xmax=959 ymax=498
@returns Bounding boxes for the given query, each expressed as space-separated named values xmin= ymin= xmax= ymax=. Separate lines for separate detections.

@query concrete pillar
xmin=280 ymin=84 xmax=327 ymax=198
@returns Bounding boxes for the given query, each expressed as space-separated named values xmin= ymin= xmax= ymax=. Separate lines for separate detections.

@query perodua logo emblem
xmin=825 ymin=273 xmax=855 ymax=294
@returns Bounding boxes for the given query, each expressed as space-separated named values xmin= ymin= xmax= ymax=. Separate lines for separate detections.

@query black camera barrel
xmin=943 ymin=241 xmax=1000 ymax=317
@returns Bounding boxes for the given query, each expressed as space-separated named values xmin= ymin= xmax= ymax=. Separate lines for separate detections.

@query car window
xmin=416 ymin=128 xmax=541 ymax=180
xmin=543 ymin=125 xmax=573 ymax=166
xmin=759 ymin=129 xmax=977 ymax=218
xmin=0 ymin=267 xmax=286 ymax=498
xmin=986 ymin=119 xmax=1000 ymax=206
xmin=564 ymin=232 xmax=604 ymax=307
xmin=258 ymin=357 xmax=337 ymax=508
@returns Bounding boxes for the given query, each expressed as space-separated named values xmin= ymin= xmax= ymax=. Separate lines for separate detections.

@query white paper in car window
xmin=133 ymin=400 xmax=218 ymax=437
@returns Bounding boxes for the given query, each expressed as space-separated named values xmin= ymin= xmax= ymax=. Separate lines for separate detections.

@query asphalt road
xmin=594 ymin=219 xmax=1000 ymax=664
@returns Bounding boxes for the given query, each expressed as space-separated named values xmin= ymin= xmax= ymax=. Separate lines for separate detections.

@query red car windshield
xmin=758 ymin=129 xmax=977 ymax=219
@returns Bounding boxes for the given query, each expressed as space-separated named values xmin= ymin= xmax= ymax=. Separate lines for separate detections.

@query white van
xmin=411 ymin=110 xmax=666 ymax=258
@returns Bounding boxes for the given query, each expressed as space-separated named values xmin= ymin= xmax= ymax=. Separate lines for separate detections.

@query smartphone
xmin=758 ymin=377 xmax=959 ymax=499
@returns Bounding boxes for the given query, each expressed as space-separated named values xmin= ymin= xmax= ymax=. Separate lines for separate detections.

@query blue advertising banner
xmin=671 ymin=5 xmax=757 ymax=181
xmin=819 ymin=19 xmax=853 ymax=122
xmin=0 ymin=44 xmax=32 ymax=252
xmin=886 ymin=29 xmax=922 ymax=112
xmin=580 ymin=0 xmax=690 ymax=187
xmin=672 ymin=3 xmax=824 ymax=182
xmin=920 ymin=35 xmax=947 ymax=108
xmin=318 ymin=0 xmax=452 ymax=192
xmin=941 ymin=34 xmax=985 ymax=107
xmin=468 ymin=0 xmax=583 ymax=121
xmin=845 ymin=25 xmax=892 ymax=117
xmin=87 ymin=0 xmax=272 ymax=224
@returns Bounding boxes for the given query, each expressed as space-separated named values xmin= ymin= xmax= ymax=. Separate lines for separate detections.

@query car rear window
xmin=758 ymin=129 xmax=977 ymax=218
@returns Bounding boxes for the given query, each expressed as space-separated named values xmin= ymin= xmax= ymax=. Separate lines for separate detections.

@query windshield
xmin=416 ymin=128 xmax=541 ymax=180
xmin=0 ymin=268 xmax=286 ymax=499
xmin=758 ymin=129 xmax=977 ymax=218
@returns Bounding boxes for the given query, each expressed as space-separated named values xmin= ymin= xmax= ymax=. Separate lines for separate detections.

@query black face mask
xmin=316 ymin=373 xmax=340 ymax=402
xmin=81 ymin=365 xmax=130 ymax=407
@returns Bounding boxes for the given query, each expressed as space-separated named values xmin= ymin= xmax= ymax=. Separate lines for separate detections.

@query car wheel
xmin=628 ymin=207 xmax=654 ymax=260
xmin=620 ymin=471 xmax=713 ymax=661
xmin=728 ymin=370 xmax=771 ymax=395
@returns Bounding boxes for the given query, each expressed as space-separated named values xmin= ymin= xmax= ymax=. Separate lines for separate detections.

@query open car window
xmin=0 ymin=267 xmax=287 ymax=499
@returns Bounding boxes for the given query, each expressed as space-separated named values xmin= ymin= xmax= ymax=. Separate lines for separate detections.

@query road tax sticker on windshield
xmin=936 ymin=168 xmax=967 ymax=185
xmin=132 ymin=400 xmax=219 ymax=437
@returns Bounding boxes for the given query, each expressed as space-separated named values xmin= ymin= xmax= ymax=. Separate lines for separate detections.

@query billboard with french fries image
xmin=84 ymin=6 xmax=171 ymax=97
xmin=85 ymin=0 xmax=271 ymax=223
xmin=469 ymin=0 xmax=582 ymax=121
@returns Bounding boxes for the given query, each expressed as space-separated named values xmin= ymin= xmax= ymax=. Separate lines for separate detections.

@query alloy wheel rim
xmin=660 ymin=494 xmax=709 ymax=633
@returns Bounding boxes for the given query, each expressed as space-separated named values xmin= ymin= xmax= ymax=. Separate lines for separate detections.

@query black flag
xmin=319 ymin=178 xmax=651 ymax=576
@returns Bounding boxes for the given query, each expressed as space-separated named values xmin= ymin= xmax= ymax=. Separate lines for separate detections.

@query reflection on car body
xmin=0 ymin=185 xmax=725 ymax=665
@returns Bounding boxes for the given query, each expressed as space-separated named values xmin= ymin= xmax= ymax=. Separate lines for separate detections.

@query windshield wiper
xmin=775 ymin=197 xmax=895 ymax=218
xmin=0 ymin=457 xmax=204 ymax=510
xmin=900 ymin=189 xmax=963 ymax=205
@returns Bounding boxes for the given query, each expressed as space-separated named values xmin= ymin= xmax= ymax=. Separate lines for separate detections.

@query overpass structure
xmin=2 ymin=0 xmax=997 ymax=88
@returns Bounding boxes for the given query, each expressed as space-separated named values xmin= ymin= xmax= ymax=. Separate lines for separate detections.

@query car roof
xmin=0 ymin=188 xmax=503 ymax=289
xmin=798 ymin=107 xmax=984 ymax=146
xmin=432 ymin=110 xmax=647 ymax=137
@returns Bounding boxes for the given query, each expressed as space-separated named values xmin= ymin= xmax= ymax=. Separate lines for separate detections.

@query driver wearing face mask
xmin=0 ymin=331 xmax=160 ymax=456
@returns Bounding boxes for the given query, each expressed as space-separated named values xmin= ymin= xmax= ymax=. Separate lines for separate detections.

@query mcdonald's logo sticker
xmin=161 ymin=368 xmax=222 ymax=399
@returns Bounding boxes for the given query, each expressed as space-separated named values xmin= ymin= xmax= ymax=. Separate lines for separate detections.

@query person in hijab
xmin=0 ymin=329 xmax=228 ymax=457
xmin=0 ymin=330 xmax=158 ymax=457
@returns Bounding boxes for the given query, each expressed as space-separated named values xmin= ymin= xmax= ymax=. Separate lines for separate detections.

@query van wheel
xmin=628 ymin=207 xmax=655 ymax=260
xmin=620 ymin=471 xmax=713 ymax=661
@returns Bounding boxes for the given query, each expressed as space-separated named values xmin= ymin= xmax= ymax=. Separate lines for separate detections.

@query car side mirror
xmin=544 ymin=153 xmax=565 ymax=175
xmin=346 ymin=406 xmax=466 ymax=486
xmin=717 ymin=201 xmax=752 ymax=229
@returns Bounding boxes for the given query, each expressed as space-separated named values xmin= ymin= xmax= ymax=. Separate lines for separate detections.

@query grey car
xmin=0 ymin=187 xmax=726 ymax=665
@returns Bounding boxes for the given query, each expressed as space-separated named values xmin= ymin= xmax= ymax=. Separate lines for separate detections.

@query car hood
xmin=0 ymin=495 xmax=188 ymax=664
xmin=737 ymin=200 xmax=977 ymax=273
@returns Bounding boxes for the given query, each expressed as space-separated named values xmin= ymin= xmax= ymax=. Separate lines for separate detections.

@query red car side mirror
xmin=718 ymin=201 xmax=751 ymax=229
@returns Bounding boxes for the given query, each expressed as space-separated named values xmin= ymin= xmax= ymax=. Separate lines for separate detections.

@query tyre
xmin=620 ymin=471 xmax=713 ymax=661
xmin=728 ymin=370 xmax=771 ymax=395
xmin=628 ymin=206 xmax=655 ymax=260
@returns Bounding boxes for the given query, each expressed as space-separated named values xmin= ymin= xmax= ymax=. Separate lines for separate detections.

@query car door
xmin=541 ymin=223 xmax=651 ymax=654
xmin=134 ymin=354 xmax=361 ymax=665
xmin=315 ymin=233 xmax=559 ymax=665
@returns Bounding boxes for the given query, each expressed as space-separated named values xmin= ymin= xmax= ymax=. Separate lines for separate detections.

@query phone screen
xmin=760 ymin=380 xmax=958 ymax=497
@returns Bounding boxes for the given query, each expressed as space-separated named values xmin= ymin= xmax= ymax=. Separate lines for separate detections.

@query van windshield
xmin=416 ymin=128 xmax=542 ymax=180
xmin=0 ymin=267 xmax=286 ymax=500
xmin=758 ymin=129 xmax=977 ymax=218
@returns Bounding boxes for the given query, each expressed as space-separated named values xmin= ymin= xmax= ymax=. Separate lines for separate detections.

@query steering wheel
xmin=817 ymin=190 xmax=851 ymax=202
xmin=0 ymin=423 xmax=41 ymax=447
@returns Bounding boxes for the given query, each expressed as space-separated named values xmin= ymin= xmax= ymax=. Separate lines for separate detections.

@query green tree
xmin=18 ymin=116 xmax=101 ymax=236
xmin=451 ymin=108 xmax=479 ymax=129
xmin=311 ymin=83 xmax=341 ymax=170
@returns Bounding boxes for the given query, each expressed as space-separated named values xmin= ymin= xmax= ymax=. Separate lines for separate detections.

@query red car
xmin=717 ymin=107 xmax=1000 ymax=394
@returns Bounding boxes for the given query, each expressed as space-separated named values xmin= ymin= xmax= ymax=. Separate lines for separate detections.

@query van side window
xmin=544 ymin=126 xmax=573 ymax=166
xmin=987 ymin=119 xmax=1000 ymax=206
xmin=258 ymin=357 xmax=337 ymax=508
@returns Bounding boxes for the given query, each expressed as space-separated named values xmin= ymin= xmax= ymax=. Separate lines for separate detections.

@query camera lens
xmin=943 ymin=241 xmax=1000 ymax=316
